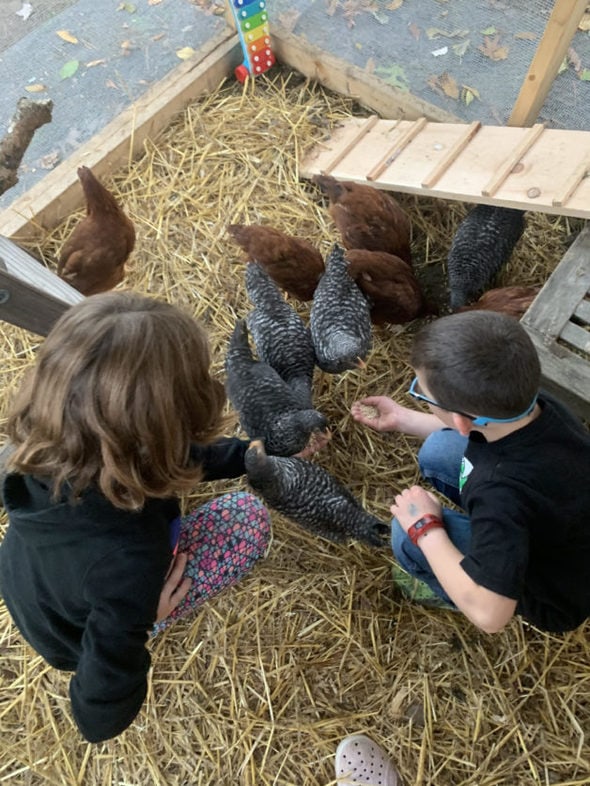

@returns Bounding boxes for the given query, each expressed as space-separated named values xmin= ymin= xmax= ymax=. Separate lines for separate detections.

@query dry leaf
xmin=568 ymin=47 xmax=582 ymax=73
xmin=479 ymin=34 xmax=509 ymax=61
xmin=426 ymin=27 xmax=468 ymax=39
xmin=57 ymin=30 xmax=79 ymax=44
xmin=176 ymin=46 xmax=196 ymax=60
xmin=152 ymin=32 xmax=166 ymax=41
xmin=86 ymin=59 xmax=106 ymax=68
xmin=439 ymin=71 xmax=459 ymax=98
xmin=365 ymin=57 xmax=376 ymax=74
xmin=40 ymin=151 xmax=60 ymax=169
xmin=578 ymin=12 xmax=590 ymax=31
xmin=514 ymin=31 xmax=537 ymax=41
xmin=106 ymin=79 xmax=118 ymax=89
xmin=461 ymin=84 xmax=480 ymax=105
xmin=387 ymin=0 xmax=403 ymax=9
xmin=452 ymin=39 xmax=470 ymax=57
xmin=149 ymin=0 xmax=163 ymax=4
xmin=25 ymin=84 xmax=47 ymax=93
xmin=408 ymin=22 xmax=421 ymax=40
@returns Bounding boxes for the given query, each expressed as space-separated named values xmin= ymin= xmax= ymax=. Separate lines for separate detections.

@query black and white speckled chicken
xmin=225 ymin=319 xmax=329 ymax=456
xmin=244 ymin=440 xmax=389 ymax=546
xmin=245 ymin=262 xmax=315 ymax=407
xmin=310 ymin=243 xmax=372 ymax=373
xmin=447 ymin=205 xmax=526 ymax=310
xmin=312 ymin=174 xmax=412 ymax=265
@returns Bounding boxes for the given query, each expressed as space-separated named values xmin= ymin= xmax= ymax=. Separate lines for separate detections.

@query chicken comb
xmin=228 ymin=0 xmax=276 ymax=84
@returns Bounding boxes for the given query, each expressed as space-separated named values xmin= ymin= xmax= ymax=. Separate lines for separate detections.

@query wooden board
xmin=0 ymin=236 xmax=83 ymax=336
xmin=300 ymin=118 xmax=590 ymax=218
xmin=521 ymin=225 xmax=590 ymax=420
xmin=0 ymin=30 xmax=242 ymax=244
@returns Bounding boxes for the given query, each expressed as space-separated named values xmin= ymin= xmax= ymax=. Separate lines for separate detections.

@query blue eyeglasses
xmin=408 ymin=377 xmax=538 ymax=427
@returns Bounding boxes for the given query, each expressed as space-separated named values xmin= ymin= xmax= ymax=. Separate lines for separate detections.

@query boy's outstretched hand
xmin=350 ymin=396 xmax=407 ymax=432
xmin=156 ymin=552 xmax=192 ymax=622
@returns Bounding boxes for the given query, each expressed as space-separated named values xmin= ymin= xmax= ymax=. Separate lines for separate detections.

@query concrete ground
xmin=0 ymin=0 xmax=226 ymax=207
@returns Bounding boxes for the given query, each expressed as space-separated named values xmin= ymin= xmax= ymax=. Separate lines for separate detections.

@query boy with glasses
xmin=351 ymin=311 xmax=590 ymax=634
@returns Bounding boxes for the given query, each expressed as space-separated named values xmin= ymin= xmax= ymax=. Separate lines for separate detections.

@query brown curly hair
xmin=7 ymin=291 xmax=228 ymax=510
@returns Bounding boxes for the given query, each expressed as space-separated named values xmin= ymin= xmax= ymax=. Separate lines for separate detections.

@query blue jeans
xmin=391 ymin=429 xmax=471 ymax=604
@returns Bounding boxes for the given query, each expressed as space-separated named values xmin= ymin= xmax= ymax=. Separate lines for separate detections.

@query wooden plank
xmin=366 ymin=117 xmax=427 ymax=181
xmin=301 ymin=119 xmax=590 ymax=218
xmin=321 ymin=115 xmax=381 ymax=174
xmin=421 ymin=121 xmax=481 ymax=188
xmin=560 ymin=321 xmax=590 ymax=354
xmin=522 ymin=225 xmax=590 ymax=337
xmin=552 ymin=157 xmax=590 ymax=207
xmin=0 ymin=237 xmax=83 ymax=335
xmin=0 ymin=30 xmax=242 ymax=243
xmin=481 ymin=123 xmax=545 ymax=197
xmin=508 ymin=0 xmax=588 ymax=127
xmin=574 ymin=298 xmax=590 ymax=323
xmin=270 ymin=28 xmax=461 ymax=124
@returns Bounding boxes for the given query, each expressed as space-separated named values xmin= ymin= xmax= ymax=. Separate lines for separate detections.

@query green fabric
xmin=391 ymin=563 xmax=455 ymax=610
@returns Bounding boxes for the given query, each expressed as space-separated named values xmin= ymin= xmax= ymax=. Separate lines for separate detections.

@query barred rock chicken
xmin=225 ymin=319 xmax=329 ymax=456
xmin=456 ymin=285 xmax=540 ymax=320
xmin=447 ymin=205 xmax=526 ymax=310
xmin=312 ymin=174 xmax=412 ymax=265
xmin=58 ymin=166 xmax=135 ymax=295
xmin=245 ymin=262 xmax=316 ymax=407
xmin=346 ymin=249 xmax=431 ymax=325
xmin=245 ymin=440 xmax=389 ymax=546
xmin=310 ymin=244 xmax=372 ymax=373
xmin=227 ymin=223 xmax=324 ymax=301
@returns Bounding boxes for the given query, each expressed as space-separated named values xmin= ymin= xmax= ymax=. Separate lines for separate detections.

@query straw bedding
xmin=0 ymin=67 xmax=588 ymax=786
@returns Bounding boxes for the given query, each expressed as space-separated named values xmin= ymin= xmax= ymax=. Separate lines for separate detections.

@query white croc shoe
xmin=335 ymin=734 xmax=402 ymax=786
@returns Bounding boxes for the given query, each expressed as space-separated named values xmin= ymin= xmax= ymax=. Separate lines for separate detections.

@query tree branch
xmin=0 ymin=97 xmax=53 ymax=197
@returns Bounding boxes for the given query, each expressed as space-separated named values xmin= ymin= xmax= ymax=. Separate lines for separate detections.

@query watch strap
xmin=407 ymin=514 xmax=444 ymax=546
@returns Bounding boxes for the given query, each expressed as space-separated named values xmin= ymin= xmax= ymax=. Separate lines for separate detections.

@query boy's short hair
xmin=411 ymin=311 xmax=541 ymax=419
xmin=7 ymin=292 xmax=227 ymax=510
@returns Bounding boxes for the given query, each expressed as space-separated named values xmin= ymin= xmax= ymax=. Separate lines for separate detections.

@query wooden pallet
xmin=300 ymin=117 xmax=590 ymax=219
xmin=521 ymin=226 xmax=590 ymax=420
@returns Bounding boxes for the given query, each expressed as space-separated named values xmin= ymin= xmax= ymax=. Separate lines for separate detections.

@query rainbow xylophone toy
xmin=229 ymin=0 xmax=275 ymax=83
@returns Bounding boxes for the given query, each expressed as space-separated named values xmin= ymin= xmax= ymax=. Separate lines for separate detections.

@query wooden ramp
xmin=300 ymin=117 xmax=590 ymax=219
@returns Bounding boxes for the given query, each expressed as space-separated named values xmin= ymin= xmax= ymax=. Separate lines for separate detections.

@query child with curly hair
xmin=0 ymin=292 xmax=271 ymax=742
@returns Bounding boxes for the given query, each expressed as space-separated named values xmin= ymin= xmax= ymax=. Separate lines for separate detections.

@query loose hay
xmin=0 ymin=67 xmax=589 ymax=786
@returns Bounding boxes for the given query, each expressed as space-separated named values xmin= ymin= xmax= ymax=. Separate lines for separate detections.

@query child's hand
xmin=293 ymin=429 xmax=332 ymax=459
xmin=156 ymin=552 xmax=192 ymax=622
xmin=351 ymin=396 xmax=408 ymax=433
xmin=390 ymin=485 xmax=442 ymax=531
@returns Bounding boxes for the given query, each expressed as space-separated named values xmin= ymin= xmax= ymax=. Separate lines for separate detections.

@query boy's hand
xmin=156 ymin=552 xmax=192 ymax=622
xmin=351 ymin=396 xmax=408 ymax=433
xmin=390 ymin=485 xmax=442 ymax=531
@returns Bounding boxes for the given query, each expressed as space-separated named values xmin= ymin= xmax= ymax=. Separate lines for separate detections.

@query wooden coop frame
xmin=0 ymin=0 xmax=588 ymax=417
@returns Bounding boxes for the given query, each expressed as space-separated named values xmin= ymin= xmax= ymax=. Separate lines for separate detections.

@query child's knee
xmin=225 ymin=491 xmax=271 ymax=551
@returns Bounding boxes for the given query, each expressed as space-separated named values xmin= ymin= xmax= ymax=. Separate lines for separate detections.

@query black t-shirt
xmin=458 ymin=394 xmax=590 ymax=633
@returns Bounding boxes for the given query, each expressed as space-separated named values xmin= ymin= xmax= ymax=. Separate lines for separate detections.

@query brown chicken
xmin=312 ymin=174 xmax=412 ymax=265
xmin=227 ymin=223 xmax=324 ymax=301
xmin=456 ymin=285 xmax=540 ymax=320
xmin=57 ymin=166 xmax=135 ymax=295
xmin=346 ymin=249 xmax=431 ymax=325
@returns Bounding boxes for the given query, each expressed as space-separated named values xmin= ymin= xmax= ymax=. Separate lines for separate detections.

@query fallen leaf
xmin=365 ymin=57 xmax=376 ymax=74
xmin=40 ymin=151 xmax=60 ymax=169
xmin=86 ymin=59 xmax=106 ymax=68
xmin=426 ymin=27 xmax=468 ymax=39
xmin=355 ymin=42 xmax=363 ymax=50
xmin=479 ymin=34 xmax=509 ymax=61
xmin=580 ymin=69 xmax=590 ymax=81
xmin=578 ymin=12 xmax=590 ymax=31
xmin=371 ymin=10 xmax=389 ymax=24
xmin=59 ymin=59 xmax=79 ymax=79
xmin=452 ymin=39 xmax=470 ymax=57
xmin=388 ymin=0 xmax=403 ymax=9
xmin=176 ymin=46 xmax=196 ymax=60
xmin=106 ymin=79 xmax=118 ymax=89
xmin=514 ymin=31 xmax=537 ymax=41
xmin=439 ymin=71 xmax=459 ymax=98
xmin=151 ymin=32 xmax=166 ymax=41
xmin=375 ymin=63 xmax=409 ymax=91
xmin=16 ymin=2 xmax=33 ymax=21
xmin=25 ymin=83 xmax=47 ymax=93
xmin=149 ymin=0 xmax=163 ymax=4
xmin=461 ymin=84 xmax=480 ymax=105
xmin=480 ymin=26 xmax=496 ymax=35
xmin=408 ymin=22 xmax=421 ymax=40
xmin=118 ymin=2 xmax=137 ymax=11
xmin=558 ymin=57 xmax=568 ymax=75
xmin=57 ymin=29 xmax=79 ymax=44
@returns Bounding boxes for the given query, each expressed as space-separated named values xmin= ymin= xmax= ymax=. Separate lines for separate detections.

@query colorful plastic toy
xmin=229 ymin=0 xmax=275 ymax=83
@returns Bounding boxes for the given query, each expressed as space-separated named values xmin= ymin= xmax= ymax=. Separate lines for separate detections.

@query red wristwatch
xmin=407 ymin=514 xmax=445 ymax=546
